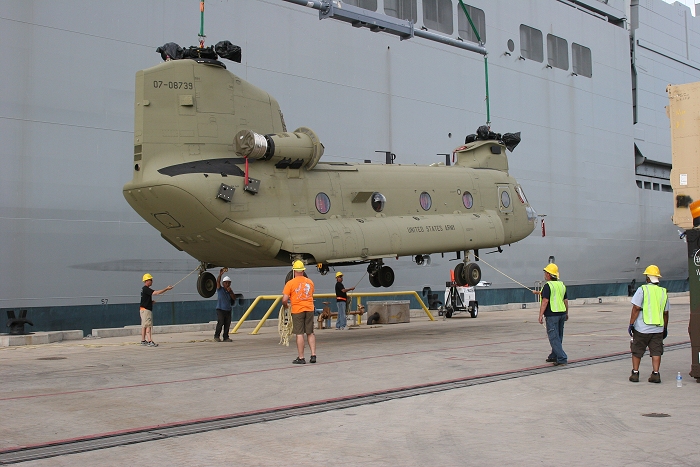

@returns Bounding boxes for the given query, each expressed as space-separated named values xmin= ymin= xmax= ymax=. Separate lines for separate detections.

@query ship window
xmin=572 ymin=43 xmax=592 ymax=77
xmin=462 ymin=192 xmax=473 ymax=209
xmin=344 ymin=0 xmax=377 ymax=11
xmin=371 ymin=192 xmax=386 ymax=212
xmin=653 ymin=183 xmax=660 ymax=191
xmin=519 ymin=25 xmax=543 ymax=62
xmin=423 ymin=0 xmax=453 ymax=35
xmin=547 ymin=34 xmax=568 ymax=70
xmin=315 ymin=193 xmax=331 ymax=214
xmin=644 ymin=181 xmax=651 ymax=189
xmin=458 ymin=4 xmax=485 ymax=44
xmin=636 ymin=180 xmax=643 ymax=189
xmin=385 ymin=0 xmax=417 ymax=22
xmin=420 ymin=192 xmax=432 ymax=210
xmin=662 ymin=184 xmax=672 ymax=192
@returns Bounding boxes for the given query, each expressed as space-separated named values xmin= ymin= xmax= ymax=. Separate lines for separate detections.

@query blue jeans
xmin=545 ymin=314 xmax=567 ymax=363
xmin=336 ymin=301 xmax=347 ymax=329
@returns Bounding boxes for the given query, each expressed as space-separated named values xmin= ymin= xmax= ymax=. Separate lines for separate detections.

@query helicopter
xmin=123 ymin=42 xmax=537 ymax=298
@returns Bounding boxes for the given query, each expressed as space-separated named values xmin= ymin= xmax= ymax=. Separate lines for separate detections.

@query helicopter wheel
xmin=454 ymin=263 xmax=468 ymax=286
xmin=317 ymin=263 xmax=329 ymax=275
xmin=378 ymin=266 xmax=394 ymax=287
xmin=465 ymin=263 xmax=482 ymax=286
xmin=369 ymin=272 xmax=381 ymax=288
xmin=197 ymin=272 xmax=217 ymax=298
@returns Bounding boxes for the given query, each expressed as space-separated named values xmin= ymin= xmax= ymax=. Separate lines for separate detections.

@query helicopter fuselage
xmin=123 ymin=59 xmax=536 ymax=285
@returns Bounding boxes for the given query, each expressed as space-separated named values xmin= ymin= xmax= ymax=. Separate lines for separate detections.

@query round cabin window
xmin=462 ymin=192 xmax=474 ymax=209
xmin=420 ymin=192 xmax=432 ymax=211
xmin=501 ymin=190 xmax=511 ymax=208
xmin=315 ymin=192 xmax=331 ymax=214
xmin=371 ymin=192 xmax=386 ymax=212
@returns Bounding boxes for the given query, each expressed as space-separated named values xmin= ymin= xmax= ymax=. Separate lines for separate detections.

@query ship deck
xmin=0 ymin=295 xmax=697 ymax=466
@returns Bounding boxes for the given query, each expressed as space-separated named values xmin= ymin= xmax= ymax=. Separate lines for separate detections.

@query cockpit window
xmin=315 ymin=192 xmax=331 ymax=214
xmin=371 ymin=192 xmax=386 ymax=212
xmin=420 ymin=192 xmax=432 ymax=211
xmin=462 ymin=192 xmax=473 ymax=209
xmin=515 ymin=185 xmax=528 ymax=204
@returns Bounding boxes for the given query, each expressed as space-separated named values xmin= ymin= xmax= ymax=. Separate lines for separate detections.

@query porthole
xmin=462 ymin=192 xmax=473 ymax=209
xmin=420 ymin=192 xmax=432 ymax=211
xmin=315 ymin=192 xmax=331 ymax=214
xmin=507 ymin=39 xmax=515 ymax=52
xmin=371 ymin=192 xmax=386 ymax=212
xmin=501 ymin=190 xmax=511 ymax=208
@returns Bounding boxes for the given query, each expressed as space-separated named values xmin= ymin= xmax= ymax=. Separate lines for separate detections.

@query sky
xmin=665 ymin=0 xmax=696 ymax=15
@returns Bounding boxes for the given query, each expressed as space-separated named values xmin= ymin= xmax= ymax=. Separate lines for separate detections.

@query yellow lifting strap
xmin=278 ymin=305 xmax=294 ymax=346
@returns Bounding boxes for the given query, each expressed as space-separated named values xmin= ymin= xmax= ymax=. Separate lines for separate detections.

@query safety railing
xmin=231 ymin=291 xmax=434 ymax=335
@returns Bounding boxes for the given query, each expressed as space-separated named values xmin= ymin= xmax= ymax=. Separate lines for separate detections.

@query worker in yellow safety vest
xmin=628 ymin=265 xmax=669 ymax=383
xmin=536 ymin=263 xmax=569 ymax=366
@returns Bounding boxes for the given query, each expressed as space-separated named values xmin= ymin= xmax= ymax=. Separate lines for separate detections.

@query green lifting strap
xmin=199 ymin=1 xmax=205 ymax=43
xmin=457 ymin=0 xmax=490 ymax=125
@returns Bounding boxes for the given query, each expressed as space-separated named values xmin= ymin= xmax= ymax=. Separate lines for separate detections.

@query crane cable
xmin=278 ymin=304 xmax=294 ymax=346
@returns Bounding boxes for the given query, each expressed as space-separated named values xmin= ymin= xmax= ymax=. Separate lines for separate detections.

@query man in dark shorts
xmin=628 ymin=265 xmax=669 ymax=383
xmin=215 ymin=268 xmax=237 ymax=342
xmin=140 ymin=273 xmax=173 ymax=347
xmin=282 ymin=260 xmax=316 ymax=364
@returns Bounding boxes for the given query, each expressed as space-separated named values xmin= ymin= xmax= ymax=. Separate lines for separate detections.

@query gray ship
xmin=0 ymin=0 xmax=695 ymax=318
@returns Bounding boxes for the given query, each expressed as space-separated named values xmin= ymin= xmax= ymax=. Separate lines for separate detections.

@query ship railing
xmin=231 ymin=291 xmax=434 ymax=335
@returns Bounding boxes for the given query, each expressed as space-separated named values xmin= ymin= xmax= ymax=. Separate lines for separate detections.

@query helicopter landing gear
xmin=196 ymin=270 xmax=217 ymax=298
xmin=317 ymin=263 xmax=330 ymax=275
xmin=454 ymin=257 xmax=482 ymax=287
xmin=367 ymin=260 xmax=394 ymax=288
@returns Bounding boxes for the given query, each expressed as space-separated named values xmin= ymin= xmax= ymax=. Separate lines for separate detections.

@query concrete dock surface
xmin=1 ymin=295 xmax=698 ymax=466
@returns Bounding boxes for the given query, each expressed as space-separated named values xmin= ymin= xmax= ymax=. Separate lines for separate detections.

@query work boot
xmin=223 ymin=338 xmax=232 ymax=342
xmin=629 ymin=370 xmax=639 ymax=383
xmin=648 ymin=372 xmax=661 ymax=383
xmin=214 ymin=337 xmax=221 ymax=342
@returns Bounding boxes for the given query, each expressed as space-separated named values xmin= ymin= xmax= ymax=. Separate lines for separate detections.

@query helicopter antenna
xmin=198 ymin=0 xmax=206 ymax=48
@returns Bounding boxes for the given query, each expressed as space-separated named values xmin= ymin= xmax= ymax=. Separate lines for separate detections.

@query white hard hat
xmin=222 ymin=276 xmax=231 ymax=282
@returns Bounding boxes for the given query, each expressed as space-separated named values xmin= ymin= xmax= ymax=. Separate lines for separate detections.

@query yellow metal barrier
xmin=232 ymin=291 xmax=434 ymax=335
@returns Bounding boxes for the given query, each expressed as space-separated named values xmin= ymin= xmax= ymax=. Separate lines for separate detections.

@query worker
xmin=628 ymin=265 xmax=669 ymax=383
xmin=282 ymin=260 xmax=317 ymax=364
xmin=214 ymin=268 xmax=236 ymax=342
xmin=535 ymin=263 xmax=568 ymax=365
xmin=140 ymin=273 xmax=173 ymax=347
xmin=335 ymin=271 xmax=355 ymax=330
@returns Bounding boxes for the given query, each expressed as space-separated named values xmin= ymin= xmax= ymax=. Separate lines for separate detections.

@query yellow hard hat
xmin=335 ymin=271 xmax=343 ymax=278
xmin=543 ymin=263 xmax=559 ymax=278
xmin=142 ymin=273 xmax=153 ymax=282
xmin=643 ymin=265 xmax=661 ymax=277
xmin=292 ymin=260 xmax=306 ymax=271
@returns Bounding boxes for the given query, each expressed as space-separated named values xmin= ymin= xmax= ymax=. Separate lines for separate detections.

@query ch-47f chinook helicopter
xmin=123 ymin=41 xmax=537 ymax=298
